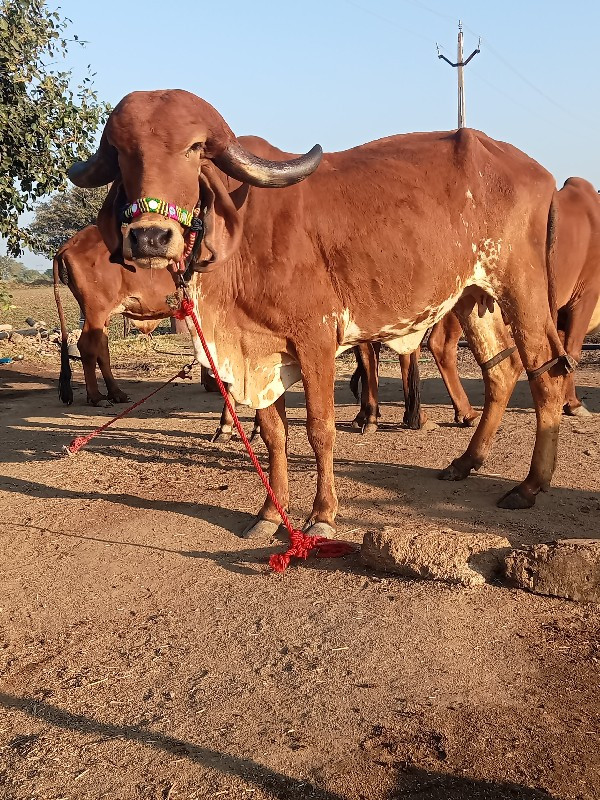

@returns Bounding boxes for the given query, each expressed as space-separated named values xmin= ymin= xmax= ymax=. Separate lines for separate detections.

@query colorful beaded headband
xmin=121 ymin=197 xmax=193 ymax=227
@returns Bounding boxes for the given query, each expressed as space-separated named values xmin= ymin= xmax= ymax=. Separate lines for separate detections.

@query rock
xmin=0 ymin=324 xmax=12 ymax=332
xmin=9 ymin=332 xmax=23 ymax=344
xmin=361 ymin=527 xmax=511 ymax=587
xmin=504 ymin=539 xmax=600 ymax=603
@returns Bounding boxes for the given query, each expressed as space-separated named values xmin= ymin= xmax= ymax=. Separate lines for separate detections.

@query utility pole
xmin=437 ymin=22 xmax=480 ymax=128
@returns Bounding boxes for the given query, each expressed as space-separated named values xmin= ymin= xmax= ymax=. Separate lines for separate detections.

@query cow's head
xmin=68 ymin=90 xmax=322 ymax=270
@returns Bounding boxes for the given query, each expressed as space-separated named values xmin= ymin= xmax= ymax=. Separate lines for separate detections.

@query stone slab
xmin=361 ymin=527 xmax=511 ymax=587
xmin=504 ymin=539 xmax=600 ymax=603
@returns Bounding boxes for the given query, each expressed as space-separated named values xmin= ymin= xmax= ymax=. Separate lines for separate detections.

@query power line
xmin=472 ymin=37 xmax=595 ymax=131
xmin=342 ymin=0 xmax=438 ymax=46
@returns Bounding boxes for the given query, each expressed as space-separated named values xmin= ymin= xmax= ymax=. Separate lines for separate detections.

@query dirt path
xmin=1 ymin=355 xmax=599 ymax=800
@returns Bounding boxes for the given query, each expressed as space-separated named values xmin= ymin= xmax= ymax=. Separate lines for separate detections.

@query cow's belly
xmin=334 ymin=237 xmax=502 ymax=353
xmin=112 ymin=294 xmax=173 ymax=320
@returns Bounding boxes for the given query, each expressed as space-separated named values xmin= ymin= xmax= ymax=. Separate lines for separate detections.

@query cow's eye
xmin=188 ymin=142 xmax=204 ymax=154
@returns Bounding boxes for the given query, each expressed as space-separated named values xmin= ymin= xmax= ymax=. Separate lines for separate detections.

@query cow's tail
xmin=404 ymin=350 xmax=423 ymax=430
xmin=546 ymin=193 xmax=559 ymax=325
xmin=53 ymin=254 xmax=73 ymax=405
xmin=349 ymin=346 xmax=364 ymax=402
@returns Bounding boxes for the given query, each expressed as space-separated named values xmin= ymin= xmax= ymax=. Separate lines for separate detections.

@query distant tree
xmin=0 ymin=255 xmax=51 ymax=284
xmin=29 ymin=185 xmax=107 ymax=256
xmin=0 ymin=0 xmax=109 ymax=256
xmin=0 ymin=255 xmax=25 ymax=281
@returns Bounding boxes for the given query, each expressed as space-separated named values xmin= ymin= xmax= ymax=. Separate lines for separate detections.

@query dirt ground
xmin=1 ymin=345 xmax=599 ymax=800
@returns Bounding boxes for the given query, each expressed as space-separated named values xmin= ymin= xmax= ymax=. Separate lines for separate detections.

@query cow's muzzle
xmin=122 ymin=218 xmax=185 ymax=268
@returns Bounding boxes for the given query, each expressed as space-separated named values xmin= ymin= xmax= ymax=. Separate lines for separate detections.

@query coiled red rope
xmin=175 ymin=295 xmax=357 ymax=572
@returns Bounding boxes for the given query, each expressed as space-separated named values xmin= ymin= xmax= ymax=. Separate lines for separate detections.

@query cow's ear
xmin=97 ymin=181 xmax=127 ymax=262
xmin=194 ymin=163 xmax=248 ymax=271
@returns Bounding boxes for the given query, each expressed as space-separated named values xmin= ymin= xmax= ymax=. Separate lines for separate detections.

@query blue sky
xmin=14 ymin=0 xmax=600 ymax=269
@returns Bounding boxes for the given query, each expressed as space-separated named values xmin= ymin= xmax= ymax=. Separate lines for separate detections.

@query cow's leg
xmin=301 ymin=350 xmax=338 ymax=535
xmin=428 ymin=314 xmax=479 ymax=426
xmin=400 ymin=348 xmax=427 ymax=428
xmin=212 ymin=394 xmax=235 ymax=443
xmin=96 ymin=325 xmax=130 ymax=404
xmin=212 ymin=400 xmax=261 ymax=444
xmin=250 ymin=411 xmax=261 ymax=441
xmin=439 ymin=300 xmax=522 ymax=482
xmin=352 ymin=342 xmax=379 ymax=433
xmin=77 ymin=320 xmax=113 ymax=408
xmin=242 ymin=394 xmax=288 ymax=538
xmin=495 ymin=286 xmax=569 ymax=509
xmin=560 ymin=296 xmax=598 ymax=416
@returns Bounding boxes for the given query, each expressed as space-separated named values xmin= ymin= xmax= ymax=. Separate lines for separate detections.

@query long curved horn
xmin=68 ymin=134 xmax=119 ymax=188
xmin=213 ymin=141 xmax=323 ymax=188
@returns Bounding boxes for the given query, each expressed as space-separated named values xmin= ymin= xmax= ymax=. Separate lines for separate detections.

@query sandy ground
xmin=0 ymin=351 xmax=599 ymax=800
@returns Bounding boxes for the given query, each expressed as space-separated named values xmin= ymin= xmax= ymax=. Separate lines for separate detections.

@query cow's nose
xmin=129 ymin=226 xmax=173 ymax=257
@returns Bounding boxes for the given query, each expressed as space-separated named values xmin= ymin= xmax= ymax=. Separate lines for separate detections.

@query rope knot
xmin=174 ymin=298 xmax=195 ymax=319
xmin=269 ymin=529 xmax=357 ymax=573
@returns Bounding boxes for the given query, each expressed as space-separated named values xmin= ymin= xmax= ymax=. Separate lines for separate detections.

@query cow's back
xmin=234 ymin=128 xmax=555 ymax=335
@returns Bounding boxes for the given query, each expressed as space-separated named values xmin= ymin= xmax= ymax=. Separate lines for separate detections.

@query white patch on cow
xmin=471 ymin=238 xmax=503 ymax=299
xmin=386 ymin=331 xmax=427 ymax=355
xmin=182 ymin=294 xmax=207 ymax=368
xmin=460 ymin=213 xmax=469 ymax=230
xmin=466 ymin=189 xmax=473 ymax=200
xmin=254 ymin=358 xmax=302 ymax=408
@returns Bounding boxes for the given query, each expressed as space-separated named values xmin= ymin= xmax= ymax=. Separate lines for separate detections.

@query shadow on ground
xmin=0 ymin=692 xmax=558 ymax=800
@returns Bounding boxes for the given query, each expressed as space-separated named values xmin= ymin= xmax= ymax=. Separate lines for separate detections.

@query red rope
xmin=64 ymin=364 xmax=194 ymax=455
xmin=175 ymin=296 xmax=357 ymax=572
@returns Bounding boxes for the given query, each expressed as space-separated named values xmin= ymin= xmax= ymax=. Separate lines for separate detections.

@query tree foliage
xmin=0 ymin=287 xmax=15 ymax=312
xmin=0 ymin=0 xmax=108 ymax=255
xmin=28 ymin=185 xmax=106 ymax=256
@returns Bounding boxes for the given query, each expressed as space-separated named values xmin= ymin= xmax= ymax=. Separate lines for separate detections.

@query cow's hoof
xmin=361 ymin=422 xmax=378 ymax=435
xmin=211 ymin=428 xmax=232 ymax=443
xmin=303 ymin=520 xmax=336 ymax=539
xmin=108 ymin=392 xmax=131 ymax=404
xmin=240 ymin=517 xmax=280 ymax=539
xmin=88 ymin=397 xmax=112 ymax=408
xmin=438 ymin=460 xmax=471 ymax=481
xmin=351 ymin=418 xmax=364 ymax=430
xmin=457 ymin=412 xmax=480 ymax=427
xmin=497 ymin=486 xmax=536 ymax=509
xmin=564 ymin=403 xmax=592 ymax=417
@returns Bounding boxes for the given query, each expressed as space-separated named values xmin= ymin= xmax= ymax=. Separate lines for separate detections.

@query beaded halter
xmin=121 ymin=197 xmax=193 ymax=227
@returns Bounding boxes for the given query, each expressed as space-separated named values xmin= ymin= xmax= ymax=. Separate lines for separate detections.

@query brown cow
xmin=53 ymin=225 xmax=205 ymax=406
xmin=352 ymin=176 xmax=600 ymax=434
xmin=68 ymin=89 xmax=572 ymax=536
